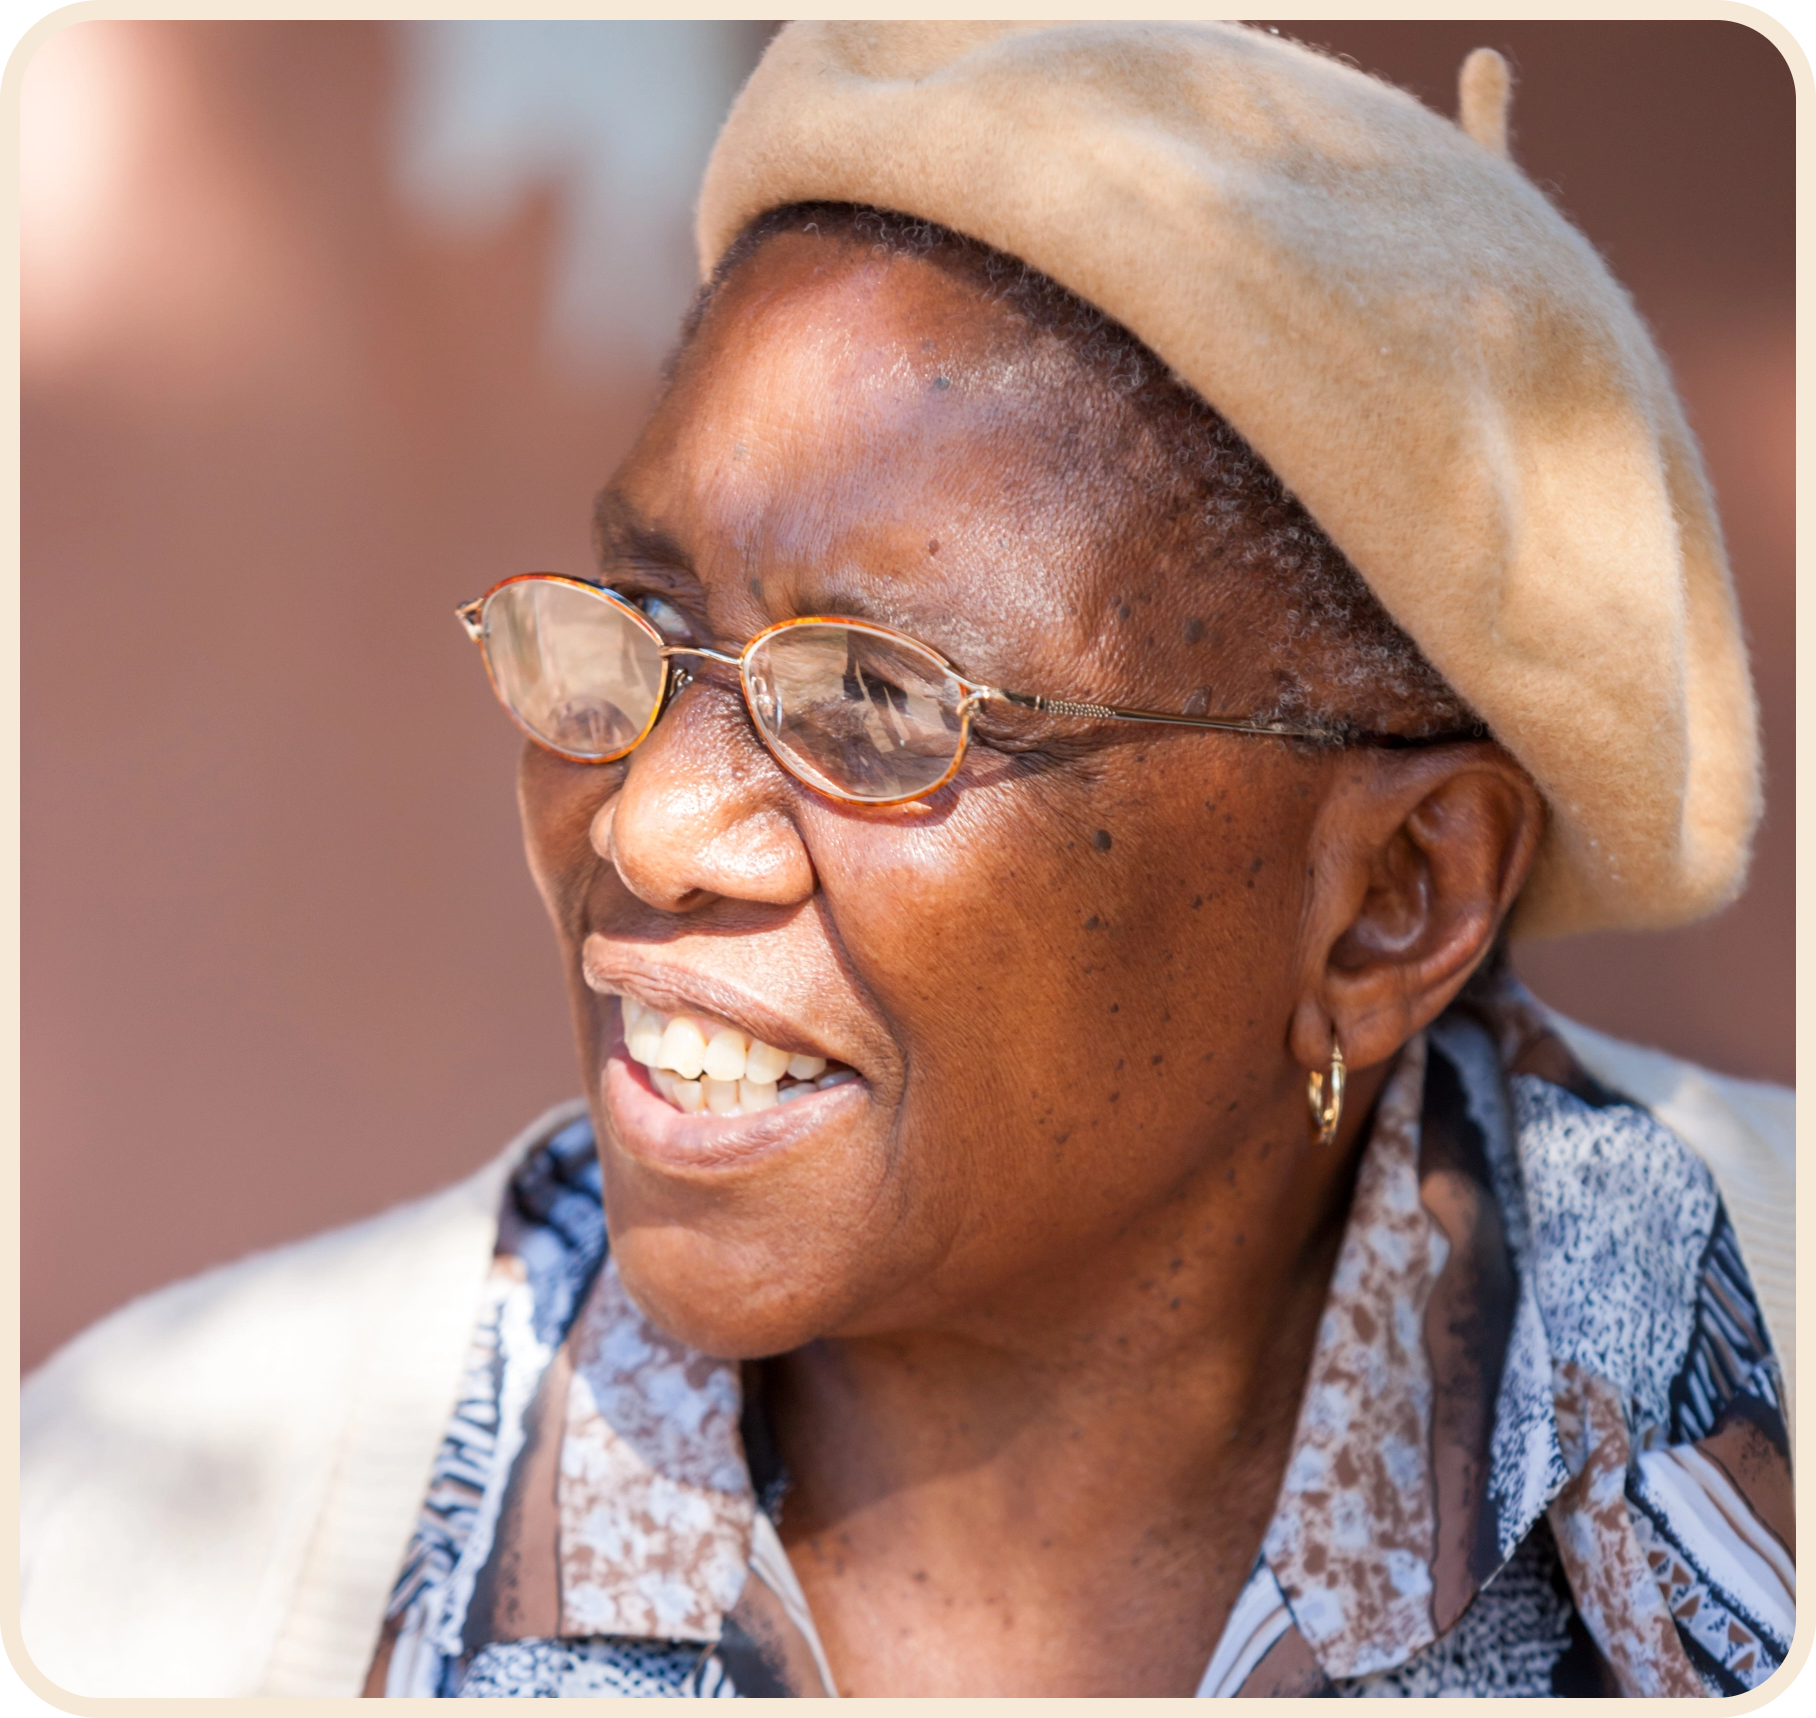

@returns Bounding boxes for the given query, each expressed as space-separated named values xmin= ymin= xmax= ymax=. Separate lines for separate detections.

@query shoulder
xmin=1435 ymin=988 xmax=1790 ymax=1443
xmin=1540 ymin=1011 xmax=1794 ymax=1419
xmin=21 ymin=1099 xmax=582 ymax=1698
xmin=1432 ymin=1003 xmax=1793 ymax=1693
xmin=1471 ymin=1002 xmax=1789 ymax=1474
xmin=1504 ymin=1057 xmax=1720 ymax=1436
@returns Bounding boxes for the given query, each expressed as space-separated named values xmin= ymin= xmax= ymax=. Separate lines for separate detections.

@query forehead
xmin=673 ymin=230 xmax=1082 ymax=475
xmin=614 ymin=233 xmax=1184 ymax=665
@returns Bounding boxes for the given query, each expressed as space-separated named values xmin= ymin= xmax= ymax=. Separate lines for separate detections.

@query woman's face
xmin=520 ymin=232 xmax=1351 ymax=1357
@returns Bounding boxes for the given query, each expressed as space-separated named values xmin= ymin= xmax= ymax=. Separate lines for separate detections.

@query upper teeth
xmin=621 ymin=998 xmax=852 ymax=1116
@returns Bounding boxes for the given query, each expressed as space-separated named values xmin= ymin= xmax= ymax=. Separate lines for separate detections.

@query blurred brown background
xmin=23 ymin=21 xmax=1794 ymax=1372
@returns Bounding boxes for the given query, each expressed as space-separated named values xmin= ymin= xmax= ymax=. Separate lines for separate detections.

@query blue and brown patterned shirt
xmin=365 ymin=975 xmax=1793 ymax=1697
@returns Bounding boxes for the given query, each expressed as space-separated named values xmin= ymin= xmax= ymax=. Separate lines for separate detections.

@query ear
xmin=1290 ymin=746 xmax=1546 ymax=1073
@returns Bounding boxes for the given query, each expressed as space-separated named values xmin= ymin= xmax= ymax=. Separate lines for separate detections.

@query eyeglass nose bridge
xmin=658 ymin=641 xmax=742 ymax=697
xmin=659 ymin=643 xmax=742 ymax=667
xmin=653 ymin=646 xmax=744 ymax=719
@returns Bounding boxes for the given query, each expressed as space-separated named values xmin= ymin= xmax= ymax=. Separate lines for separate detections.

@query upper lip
xmin=581 ymin=936 xmax=851 ymax=1067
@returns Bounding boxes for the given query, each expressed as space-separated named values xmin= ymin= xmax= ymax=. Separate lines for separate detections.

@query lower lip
xmin=598 ymin=1047 xmax=863 ymax=1175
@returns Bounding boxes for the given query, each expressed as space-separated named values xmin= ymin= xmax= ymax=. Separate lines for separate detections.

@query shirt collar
xmin=468 ymin=1259 xmax=757 ymax=1647
xmin=1262 ymin=1016 xmax=1556 ymax=1677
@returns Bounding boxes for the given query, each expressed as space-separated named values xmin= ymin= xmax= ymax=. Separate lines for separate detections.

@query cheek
xmin=516 ymin=745 xmax=621 ymax=940
xmin=811 ymin=748 xmax=1314 ymax=1233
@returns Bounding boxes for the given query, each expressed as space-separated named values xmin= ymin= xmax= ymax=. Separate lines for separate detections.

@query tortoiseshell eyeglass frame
xmin=457 ymin=573 xmax=1478 ymax=807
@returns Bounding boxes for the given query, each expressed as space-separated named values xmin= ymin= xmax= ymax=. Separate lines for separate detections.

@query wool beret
xmin=695 ymin=21 xmax=1760 ymax=940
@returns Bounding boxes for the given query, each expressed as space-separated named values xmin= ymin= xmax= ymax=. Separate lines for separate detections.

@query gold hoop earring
xmin=1307 ymin=1038 xmax=1346 ymax=1147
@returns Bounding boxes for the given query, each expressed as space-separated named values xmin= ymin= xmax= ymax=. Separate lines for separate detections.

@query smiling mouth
xmin=620 ymin=997 xmax=859 ymax=1117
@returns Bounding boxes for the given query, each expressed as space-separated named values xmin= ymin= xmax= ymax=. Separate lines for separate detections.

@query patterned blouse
xmin=363 ymin=975 xmax=1793 ymax=1697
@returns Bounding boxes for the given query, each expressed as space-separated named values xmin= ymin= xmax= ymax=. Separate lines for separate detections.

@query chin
xmin=589 ymin=1059 xmax=915 ymax=1355
xmin=604 ymin=1216 xmax=862 ymax=1359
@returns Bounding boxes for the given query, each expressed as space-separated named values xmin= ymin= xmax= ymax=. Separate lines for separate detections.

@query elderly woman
xmin=22 ymin=22 xmax=1793 ymax=1702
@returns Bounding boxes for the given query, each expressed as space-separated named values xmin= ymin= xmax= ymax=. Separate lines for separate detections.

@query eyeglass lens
xmin=479 ymin=581 xmax=972 ymax=801
xmin=482 ymin=580 xmax=664 ymax=759
xmin=744 ymin=623 xmax=968 ymax=801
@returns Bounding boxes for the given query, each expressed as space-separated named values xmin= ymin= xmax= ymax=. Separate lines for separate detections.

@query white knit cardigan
xmin=20 ymin=1022 xmax=1794 ymax=1699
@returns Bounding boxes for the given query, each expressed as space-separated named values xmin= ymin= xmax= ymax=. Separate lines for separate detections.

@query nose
xmin=596 ymin=678 xmax=816 ymax=913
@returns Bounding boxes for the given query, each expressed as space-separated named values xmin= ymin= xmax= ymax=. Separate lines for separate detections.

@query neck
xmin=764 ymin=1073 xmax=1383 ymax=1695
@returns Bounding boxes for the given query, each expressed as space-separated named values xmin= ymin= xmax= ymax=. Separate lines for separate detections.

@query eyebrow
xmin=793 ymin=580 xmax=932 ymax=639
xmin=589 ymin=490 xmax=986 ymax=671
xmin=592 ymin=490 xmax=697 ymax=583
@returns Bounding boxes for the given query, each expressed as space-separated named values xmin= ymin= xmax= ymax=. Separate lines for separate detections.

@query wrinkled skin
xmin=517 ymin=230 xmax=1545 ymax=1695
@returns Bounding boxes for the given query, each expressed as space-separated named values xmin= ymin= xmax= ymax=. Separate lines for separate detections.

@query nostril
xmin=589 ymin=799 xmax=617 ymax=863
xmin=592 ymin=792 xmax=715 ymax=913
xmin=588 ymin=691 xmax=816 ymax=910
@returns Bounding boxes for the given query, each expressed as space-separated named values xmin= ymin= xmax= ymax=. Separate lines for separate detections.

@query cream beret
xmin=696 ymin=21 xmax=1760 ymax=940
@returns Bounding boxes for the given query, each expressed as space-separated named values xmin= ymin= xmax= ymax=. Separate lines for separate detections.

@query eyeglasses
xmin=456 ymin=573 xmax=1401 ymax=807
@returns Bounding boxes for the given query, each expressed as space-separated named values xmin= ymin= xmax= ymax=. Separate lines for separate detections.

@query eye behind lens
xmin=744 ymin=622 xmax=970 ymax=802
xmin=634 ymin=591 xmax=693 ymax=643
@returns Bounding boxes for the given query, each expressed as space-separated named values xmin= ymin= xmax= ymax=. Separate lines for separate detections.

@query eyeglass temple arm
xmin=985 ymin=685 xmax=1331 ymax=741
xmin=985 ymin=687 xmax=1483 ymax=749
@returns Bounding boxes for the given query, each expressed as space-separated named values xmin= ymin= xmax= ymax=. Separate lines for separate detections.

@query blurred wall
xmin=22 ymin=21 xmax=1794 ymax=1372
